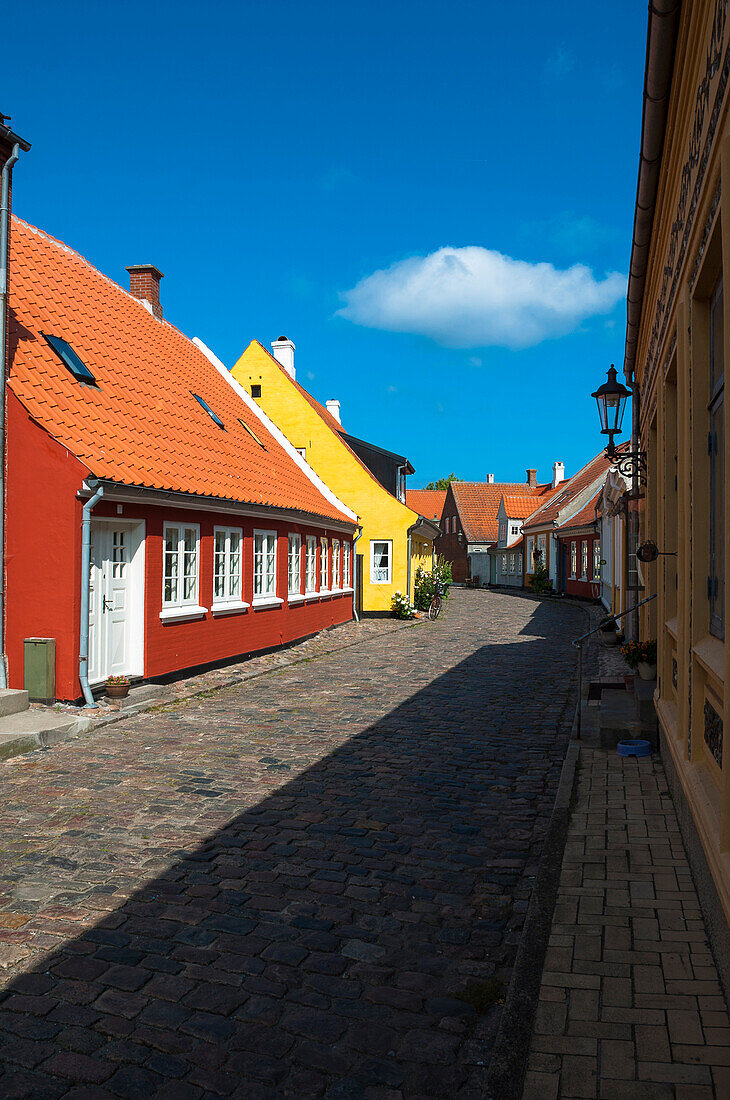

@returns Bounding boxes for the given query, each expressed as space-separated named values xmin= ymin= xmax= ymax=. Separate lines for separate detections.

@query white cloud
xmin=337 ymin=246 xmax=626 ymax=350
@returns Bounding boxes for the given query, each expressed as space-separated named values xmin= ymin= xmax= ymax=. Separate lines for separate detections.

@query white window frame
xmin=332 ymin=539 xmax=341 ymax=591
xmin=581 ymin=540 xmax=589 ymax=580
xmin=343 ymin=541 xmax=352 ymax=589
xmin=212 ymin=525 xmax=248 ymax=615
xmin=253 ymin=529 xmax=282 ymax=608
xmin=371 ymin=540 xmax=392 ymax=584
xmin=501 ymin=553 xmax=507 ymax=574
xmin=320 ymin=537 xmax=329 ymax=592
xmin=593 ymin=540 xmax=601 ymax=581
xmin=509 ymin=552 xmax=515 ymax=574
xmin=305 ymin=535 xmax=317 ymax=595
xmin=570 ymin=540 xmax=577 ymax=578
xmin=517 ymin=553 xmax=523 ymax=574
xmin=161 ymin=522 xmax=205 ymax=620
xmin=288 ymin=532 xmax=303 ymax=600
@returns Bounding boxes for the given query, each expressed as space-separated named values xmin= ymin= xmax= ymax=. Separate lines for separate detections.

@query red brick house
xmin=3 ymin=215 xmax=358 ymax=702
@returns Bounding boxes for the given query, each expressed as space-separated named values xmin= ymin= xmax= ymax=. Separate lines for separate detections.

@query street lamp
xmin=591 ymin=364 xmax=646 ymax=483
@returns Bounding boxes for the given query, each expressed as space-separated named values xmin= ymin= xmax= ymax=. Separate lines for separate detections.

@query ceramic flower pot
xmin=106 ymin=682 xmax=130 ymax=699
xmin=637 ymin=662 xmax=657 ymax=681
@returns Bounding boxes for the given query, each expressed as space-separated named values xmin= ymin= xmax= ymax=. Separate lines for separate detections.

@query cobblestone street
xmin=0 ymin=589 xmax=584 ymax=1098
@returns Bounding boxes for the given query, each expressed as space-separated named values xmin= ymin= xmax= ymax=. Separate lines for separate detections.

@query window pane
xmin=165 ymin=527 xmax=179 ymax=553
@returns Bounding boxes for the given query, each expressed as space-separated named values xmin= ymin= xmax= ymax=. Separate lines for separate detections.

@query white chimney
xmin=326 ymin=399 xmax=341 ymax=424
xmin=552 ymin=461 xmax=565 ymax=489
xmin=487 ymin=473 xmax=494 ymax=484
xmin=271 ymin=335 xmax=296 ymax=379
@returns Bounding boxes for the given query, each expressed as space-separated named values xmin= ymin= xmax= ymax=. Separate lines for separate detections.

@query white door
xmin=88 ymin=522 xmax=144 ymax=683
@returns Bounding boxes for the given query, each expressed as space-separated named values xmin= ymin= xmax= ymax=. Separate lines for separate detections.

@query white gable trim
xmin=192 ymin=338 xmax=358 ymax=524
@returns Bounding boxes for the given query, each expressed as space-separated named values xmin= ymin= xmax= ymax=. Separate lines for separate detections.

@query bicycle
xmin=428 ymin=579 xmax=445 ymax=621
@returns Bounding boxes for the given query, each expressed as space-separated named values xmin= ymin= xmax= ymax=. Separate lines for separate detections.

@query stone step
xmin=0 ymin=688 xmax=29 ymax=718
xmin=0 ymin=711 xmax=92 ymax=762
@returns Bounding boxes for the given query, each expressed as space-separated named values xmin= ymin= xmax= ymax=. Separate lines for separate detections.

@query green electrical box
xmin=24 ymin=638 xmax=56 ymax=704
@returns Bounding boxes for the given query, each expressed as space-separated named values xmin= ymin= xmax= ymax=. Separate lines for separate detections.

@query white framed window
xmin=320 ymin=537 xmax=329 ymax=590
xmin=213 ymin=526 xmax=243 ymax=607
xmin=511 ymin=525 xmax=520 ymax=536
xmin=509 ymin=552 xmax=515 ymax=574
xmin=581 ymin=540 xmax=589 ymax=579
xmin=306 ymin=535 xmax=317 ymax=593
xmin=253 ymin=529 xmax=278 ymax=602
xmin=570 ymin=541 xmax=577 ymax=578
xmin=343 ymin=541 xmax=352 ymax=587
xmin=593 ymin=541 xmax=601 ymax=581
xmin=288 ymin=533 xmax=302 ymax=595
xmin=371 ymin=540 xmax=392 ymax=584
xmin=517 ymin=553 xmax=523 ymax=574
xmin=332 ymin=539 xmax=340 ymax=590
xmin=163 ymin=523 xmax=200 ymax=609
xmin=501 ymin=553 xmax=507 ymax=574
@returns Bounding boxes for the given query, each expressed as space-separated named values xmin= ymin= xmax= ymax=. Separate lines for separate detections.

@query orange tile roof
xmin=557 ymin=491 xmax=601 ymax=532
xmin=451 ymin=481 xmax=557 ymax=543
xmin=8 ymin=218 xmax=353 ymax=525
xmin=522 ymin=451 xmax=612 ymax=531
xmin=501 ymin=494 xmax=547 ymax=519
xmin=405 ymin=489 xmax=447 ymax=521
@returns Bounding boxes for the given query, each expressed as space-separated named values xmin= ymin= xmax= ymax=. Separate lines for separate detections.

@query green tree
xmin=424 ymin=473 xmax=461 ymax=490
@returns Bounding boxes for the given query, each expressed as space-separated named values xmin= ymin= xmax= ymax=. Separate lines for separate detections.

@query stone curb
xmin=485 ymin=712 xmax=582 ymax=1100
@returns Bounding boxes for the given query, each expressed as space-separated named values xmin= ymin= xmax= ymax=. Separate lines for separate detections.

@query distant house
xmin=441 ymin=471 xmax=558 ymax=584
xmin=3 ymin=219 xmax=358 ymax=702
xmin=230 ymin=340 xmax=439 ymax=614
xmin=555 ymin=492 xmax=602 ymax=599
xmin=487 ymin=494 xmax=540 ymax=587
xmin=405 ymin=489 xmax=447 ymax=529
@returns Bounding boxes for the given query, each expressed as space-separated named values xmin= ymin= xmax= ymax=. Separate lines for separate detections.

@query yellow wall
xmin=231 ymin=341 xmax=434 ymax=612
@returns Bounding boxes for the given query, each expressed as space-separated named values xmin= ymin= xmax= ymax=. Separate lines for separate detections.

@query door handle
xmin=103 ymin=597 xmax=114 ymax=613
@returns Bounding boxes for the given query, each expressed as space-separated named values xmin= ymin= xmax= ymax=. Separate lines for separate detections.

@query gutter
xmin=352 ymin=525 xmax=362 ymax=622
xmin=624 ymin=0 xmax=682 ymax=383
xmin=79 ymin=482 xmax=104 ymax=707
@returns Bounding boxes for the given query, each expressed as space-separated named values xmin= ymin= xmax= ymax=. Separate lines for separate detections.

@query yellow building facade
xmin=231 ymin=340 xmax=438 ymax=613
xmin=628 ymin=0 xmax=730 ymax=986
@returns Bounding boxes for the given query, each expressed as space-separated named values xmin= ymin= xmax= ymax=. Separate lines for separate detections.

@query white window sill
xmin=304 ymin=591 xmax=320 ymax=602
xmin=160 ymin=605 xmax=208 ymax=622
xmin=370 ymin=580 xmax=392 ymax=585
xmin=252 ymin=596 xmax=284 ymax=610
xmin=288 ymin=593 xmax=306 ymax=604
xmin=211 ymin=601 xmax=250 ymax=616
xmin=318 ymin=589 xmax=332 ymax=598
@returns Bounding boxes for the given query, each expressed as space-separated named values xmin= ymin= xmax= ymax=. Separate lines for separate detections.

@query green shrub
xmin=392 ymin=591 xmax=416 ymax=619
xmin=527 ymin=550 xmax=553 ymax=595
xmin=414 ymin=556 xmax=453 ymax=611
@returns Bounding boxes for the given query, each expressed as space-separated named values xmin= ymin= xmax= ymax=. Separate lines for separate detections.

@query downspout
xmin=351 ymin=525 xmax=362 ymax=623
xmin=0 ymin=143 xmax=20 ymax=689
xmin=79 ymin=483 xmax=104 ymax=707
xmin=407 ymin=522 xmax=416 ymax=600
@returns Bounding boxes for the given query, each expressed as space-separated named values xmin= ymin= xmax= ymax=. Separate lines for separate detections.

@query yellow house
xmin=231 ymin=338 xmax=439 ymax=613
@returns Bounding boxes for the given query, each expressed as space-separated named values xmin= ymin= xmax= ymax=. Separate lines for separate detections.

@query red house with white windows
xmin=4 ymin=215 xmax=358 ymax=702
xmin=555 ymin=493 xmax=602 ymax=600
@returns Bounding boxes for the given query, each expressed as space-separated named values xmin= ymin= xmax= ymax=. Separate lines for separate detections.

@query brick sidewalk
xmin=523 ymin=747 xmax=730 ymax=1099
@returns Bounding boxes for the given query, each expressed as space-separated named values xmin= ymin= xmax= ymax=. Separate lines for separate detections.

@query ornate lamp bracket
xmin=606 ymin=439 xmax=647 ymax=485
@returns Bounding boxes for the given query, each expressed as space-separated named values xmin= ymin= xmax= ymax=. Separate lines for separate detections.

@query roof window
xmin=192 ymin=393 xmax=225 ymax=429
xmin=238 ymin=419 xmax=267 ymax=449
xmin=42 ymin=334 xmax=96 ymax=384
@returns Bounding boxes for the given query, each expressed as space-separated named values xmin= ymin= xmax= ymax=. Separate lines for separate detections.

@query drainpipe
xmin=79 ymin=482 xmax=104 ymax=707
xmin=0 ymin=143 xmax=20 ymax=689
xmin=407 ymin=522 xmax=417 ymax=600
xmin=352 ymin=525 xmax=362 ymax=623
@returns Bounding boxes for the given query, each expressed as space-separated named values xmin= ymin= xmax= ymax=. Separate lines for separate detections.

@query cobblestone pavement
xmin=522 ymin=749 xmax=730 ymax=1099
xmin=0 ymin=589 xmax=585 ymax=1098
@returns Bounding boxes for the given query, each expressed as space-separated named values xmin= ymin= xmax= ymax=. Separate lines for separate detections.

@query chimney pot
xmin=526 ymin=468 xmax=537 ymax=488
xmin=326 ymin=399 xmax=341 ymax=425
xmin=552 ymin=461 xmax=565 ymax=489
xmin=487 ymin=473 xmax=494 ymax=484
xmin=271 ymin=336 xmax=296 ymax=379
xmin=126 ymin=264 xmax=164 ymax=320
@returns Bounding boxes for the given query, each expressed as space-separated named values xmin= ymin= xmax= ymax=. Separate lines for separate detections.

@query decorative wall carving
xmin=704 ymin=697 xmax=724 ymax=768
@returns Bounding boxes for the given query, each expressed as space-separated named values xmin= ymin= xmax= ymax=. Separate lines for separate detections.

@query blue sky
xmin=7 ymin=0 xmax=645 ymax=487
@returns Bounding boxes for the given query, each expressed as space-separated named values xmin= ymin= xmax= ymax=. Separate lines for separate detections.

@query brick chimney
xmin=526 ymin=468 xmax=537 ymax=488
xmin=271 ymin=336 xmax=296 ymax=379
xmin=326 ymin=399 xmax=341 ymax=424
xmin=126 ymin=264 xmax=164 ymax=320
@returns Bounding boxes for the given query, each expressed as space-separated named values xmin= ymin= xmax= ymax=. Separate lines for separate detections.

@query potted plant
xmin=620 ymin=639 xmax=657 ymax=680
xmin=106 ymin=674 xmax=131 ymax=699
xmin=600 ymin=616 xmax=619 ymax=646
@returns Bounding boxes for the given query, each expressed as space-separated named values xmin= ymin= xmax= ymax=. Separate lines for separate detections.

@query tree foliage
xmin=424 ymin=473 xmax=461 ymax=490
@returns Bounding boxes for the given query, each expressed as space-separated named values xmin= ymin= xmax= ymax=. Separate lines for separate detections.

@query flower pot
xmin=637 ymin=662 xmax=657 ymax=681
xmin=106 ymin=682 xmax=130 ymax=699
xmin=601 ymin=629 xmax=618 ymax=646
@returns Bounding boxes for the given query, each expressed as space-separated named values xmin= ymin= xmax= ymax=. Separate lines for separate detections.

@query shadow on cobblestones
xmin=0 ymin=594 xmax=583 ymax=1098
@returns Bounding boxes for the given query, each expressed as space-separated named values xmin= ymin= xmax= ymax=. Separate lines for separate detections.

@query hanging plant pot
xmin=637 ymin=662 xmax=657 ymax=681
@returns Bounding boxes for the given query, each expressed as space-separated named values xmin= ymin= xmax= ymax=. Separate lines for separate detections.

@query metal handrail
xmin=573 ymin=593 xmax=657 ymax=738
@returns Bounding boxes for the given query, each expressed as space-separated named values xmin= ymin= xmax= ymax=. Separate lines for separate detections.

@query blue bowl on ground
xmin=617 ymin=739 xmax=652 ymax=757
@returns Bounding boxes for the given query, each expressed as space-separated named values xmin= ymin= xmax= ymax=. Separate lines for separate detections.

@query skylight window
xmin=42 ymin=334 xmax=96 ymax=384
xmin=192 ymin=393 xmax=225 ymax=429
xmin=238 ymin=419 xmax=267 ymax=449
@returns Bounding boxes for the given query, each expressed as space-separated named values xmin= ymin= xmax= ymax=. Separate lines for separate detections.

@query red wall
xmin=558 ymin=533 xmax=601 ymax=599
xmin=6 ymin=391 xmax=353 ymax=701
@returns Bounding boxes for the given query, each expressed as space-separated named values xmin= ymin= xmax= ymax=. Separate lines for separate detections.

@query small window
xmin=192 ymin=393 xmax=225 ymax=429
xmin=253 ymin=530 xmax=277 ymax=600
xmin=42 ymin=334 xmax=96 ymax=384
xmin=343 ymin=541 xmax=352 ymax=587
xmin=238 ymin=419 xmax=266 ymax=449
xmin=332 ymin=539 xmax=341 ymax=589
xmin=320 ymin=537 xmax=329 ymax=590
xmin=593 ymin=541 xmax=601 ymax=581
xmin=581 ymin=540 xmax=589 ymax=579
xmin=213 ymin=526 xmax=242 ymax=605
xmin=570 ymin=541 xmax=577 ymax=578
xmin=288 ymin=533 xmax=302 ymax=595
xmin=251 ymin=384 xmax=262 ymax=398
xmin=306 ymin=536 xmax=317 ymax=593
xmin=163 ymin=523 xmax=200 ymax=608
xmin=371 ymin=540 xmax=392 ymax=584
